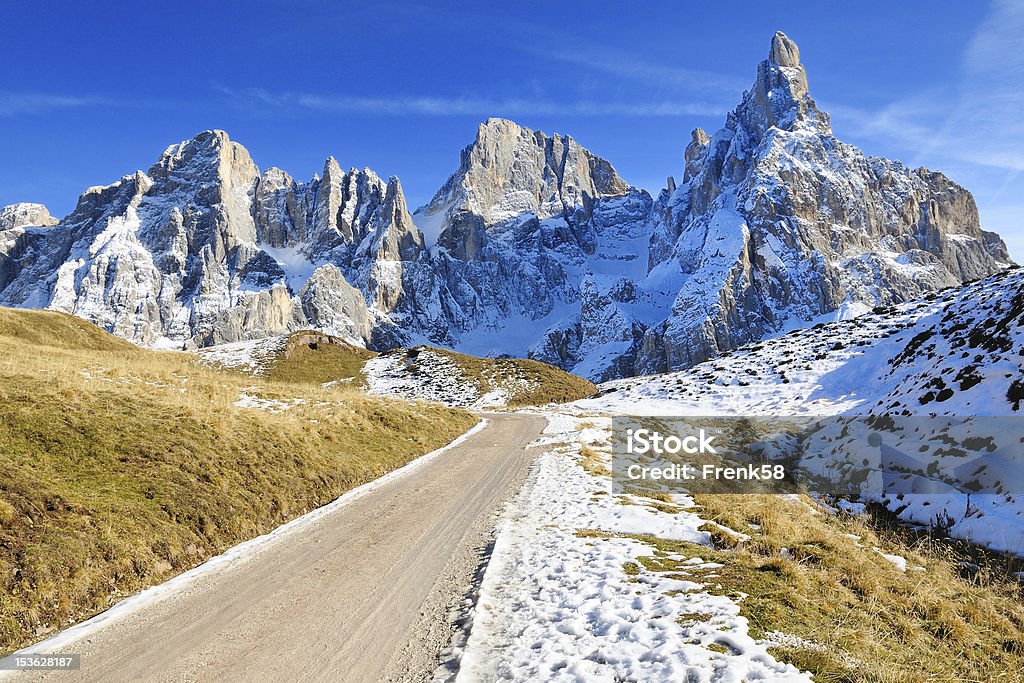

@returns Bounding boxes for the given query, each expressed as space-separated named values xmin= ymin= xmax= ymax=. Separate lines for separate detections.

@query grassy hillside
xmin=0 ymin=310 xmax=476 ymax=654
xmin=200 ymin=335 xmax=598 ymax=408
xmin=422 ymin=347 xmax=598 ymax=407
xmin=0 ymin=307 xmax=138 ymax=352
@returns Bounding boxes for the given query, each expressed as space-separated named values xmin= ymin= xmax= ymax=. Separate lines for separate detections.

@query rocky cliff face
xmin=635 ymin=31 xmax=1011 ymax=373
xmin=0 ymin=32 xmax=1011 ymax=376
xmin=0 ymin=131 xmax=429 ymax=347
xmin=0 ymin=203 xmax=58 ymax=230
xmin=405 ymin=118 xmax=654 ymax=378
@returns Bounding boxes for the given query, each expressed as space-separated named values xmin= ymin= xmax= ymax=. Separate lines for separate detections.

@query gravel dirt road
xmin=16 ymin=412 xmax=546 ymax=683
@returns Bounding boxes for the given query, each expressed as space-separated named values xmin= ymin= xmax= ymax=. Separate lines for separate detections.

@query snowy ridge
xmin=585 ymin=269 xmax=1024 ymax=417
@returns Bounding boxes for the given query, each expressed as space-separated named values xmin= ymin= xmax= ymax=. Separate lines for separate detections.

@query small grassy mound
xmin=0 ymin=309 xmax=475 ymax=654
xmin=619 ymin=493 xmax=1024 ymax=682
xmin=206 ymin=335 xmax=594 ymax=408
xmin=262 ymin=331 xmax=376 ymax=387
xmin=417 ymin=347 xmax=597 ymax=406
xmin=501 ymin=357 xmax=599 ymax=406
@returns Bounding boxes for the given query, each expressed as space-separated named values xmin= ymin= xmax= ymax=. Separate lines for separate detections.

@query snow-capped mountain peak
xmin=638 ymin=31 xmax=1010 ymax=375
xmin=0 ymin=33 xmax=1011 ymax=380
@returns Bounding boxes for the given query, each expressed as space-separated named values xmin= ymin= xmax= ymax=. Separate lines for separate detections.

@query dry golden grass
xmin=0 ymin=309 xmax=476 ymax=654
xmin=620 ymin=493 xmax=1024 ymax=682
xmin=577 ymin=443 xmax=610 ymax=477
xmin=261 ymin=331 xmax=376 ymax=387
xmin=409 ymin=346 xmax=597 ymax=406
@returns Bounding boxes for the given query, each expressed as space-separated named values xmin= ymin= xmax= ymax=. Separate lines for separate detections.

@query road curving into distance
xmin=17 ymin=412 xmax=547 ymax=683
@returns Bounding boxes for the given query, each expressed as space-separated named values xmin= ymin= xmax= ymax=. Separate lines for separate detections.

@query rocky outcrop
xmin=769 ymin=31 xmax=801 ymax=68
xmin=419 ymin=118 xmax=629 ymax=239
xmin=293 ymin=265 xmax=371 ymax=343
xmin=0 ymin=203 xmax=60 ymax=293
xmin=254 ymin=157 xmax=425 ymax=314
xmin=397 ymin=118 xmax=655 ymax=378
xmin=0 ymin=203 xmax=58 ymax=230
xmin=0 ymin=32 xmax=1011 ymax=379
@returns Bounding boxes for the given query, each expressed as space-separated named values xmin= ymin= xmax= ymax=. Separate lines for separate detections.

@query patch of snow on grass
xmin=233 ymin=392 xmax=304 ymax=413
xmin=195 ymin=335 xmax=288 ymax=376
xmin=363 ymin=348 xmax=539 ymax=409
xmin=873 ymin=549 xmax=908 ymax=572
xmin=363 ymin=351 xmax=479 ymax=407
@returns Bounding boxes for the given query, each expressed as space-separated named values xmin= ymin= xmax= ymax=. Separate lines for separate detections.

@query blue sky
xmin=2 ymin=1 xmax=1022 ymax=258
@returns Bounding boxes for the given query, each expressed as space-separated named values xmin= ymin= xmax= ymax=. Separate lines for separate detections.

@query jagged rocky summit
xmin=0 ymin=32 xmax=1011 ymax=379
xmin=639 ymin=31 xmax=1011 ymax=373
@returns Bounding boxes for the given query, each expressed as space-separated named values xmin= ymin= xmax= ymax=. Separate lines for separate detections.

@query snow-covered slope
xmin=584 ymin=268 xmax=1024 ymax=418
xmin=455 ymin=411 xmax=811 ymax=682
xmin=581 ymin=268 xmax=1024 ymax=552
xmin=0 ymin=32 xmax=1009 ymax=381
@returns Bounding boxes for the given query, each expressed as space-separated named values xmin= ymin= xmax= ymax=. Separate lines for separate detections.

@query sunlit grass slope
xmin=0 ymin=308 xmax=475 ymax=653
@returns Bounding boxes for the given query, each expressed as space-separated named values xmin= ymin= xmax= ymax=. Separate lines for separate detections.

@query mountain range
xmin=0 ymin=32 xmax=1011 ymax=380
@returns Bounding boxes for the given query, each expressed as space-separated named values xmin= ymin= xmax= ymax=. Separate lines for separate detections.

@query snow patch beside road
xmin=455 ymin=410 xmax=811 ymax=682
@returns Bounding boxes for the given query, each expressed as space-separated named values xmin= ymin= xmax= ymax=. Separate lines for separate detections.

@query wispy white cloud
xmin=216 ymin=86 xmax=725 ymax=118
xmin=525 ymin=43 xmax=747 ymax=98
xmin=0 ymin=92 xmax=108 ymax=117
xmin=818 ymin=0 xmax=1024 ymax=259
xmin=825 ymin=0 xmax=1024 ymax=173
